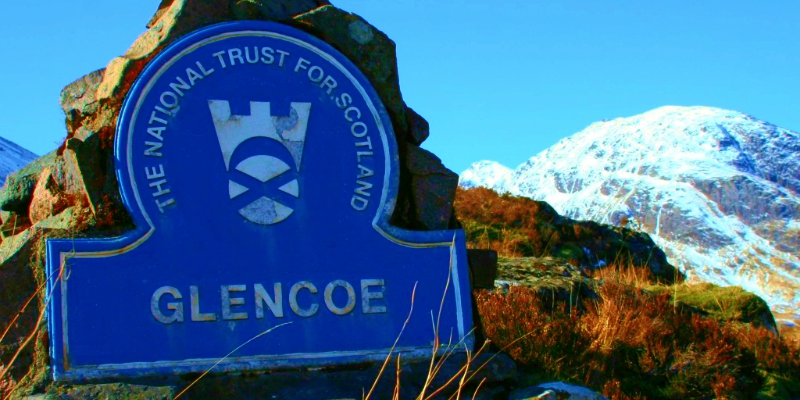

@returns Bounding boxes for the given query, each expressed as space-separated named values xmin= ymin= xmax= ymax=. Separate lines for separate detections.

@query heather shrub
xmin=647 ymin=282 xmax=775 ymax=328
xmin=476 ymin=277 xmax=799 ymax=399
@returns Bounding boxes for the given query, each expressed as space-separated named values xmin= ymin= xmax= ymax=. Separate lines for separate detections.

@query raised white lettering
xmin=361 ymin=279 xmax=387 ymax=314
xmin=151 ymin=286 xmax=184 ymax=324
xmin=221 ymin=285 xmax=248 ymax=320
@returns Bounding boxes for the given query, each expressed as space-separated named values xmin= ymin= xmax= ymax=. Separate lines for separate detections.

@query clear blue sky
xmin=1 ymin=1 xmax=798 ymax=174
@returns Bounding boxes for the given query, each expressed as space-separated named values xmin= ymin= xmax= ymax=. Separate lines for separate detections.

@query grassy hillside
xmin=456 ymin=187 xmax=800 ymax=399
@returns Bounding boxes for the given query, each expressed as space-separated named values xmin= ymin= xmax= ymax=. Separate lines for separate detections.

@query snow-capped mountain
xmin=459 ymin=160 xmax=512 ymax=190
xmin=460 ymin=106 xmax=800 ymax=322
xmin=0 ymin=136 xmax=37 ymax=182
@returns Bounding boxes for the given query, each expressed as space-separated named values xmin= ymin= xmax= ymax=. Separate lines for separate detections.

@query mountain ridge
xmin=460 ymin=106 xmax=800 ymax=322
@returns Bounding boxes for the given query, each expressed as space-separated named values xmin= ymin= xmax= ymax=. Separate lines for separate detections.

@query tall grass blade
xmin=364 ymin=282 xmax=418 ymax=400
xmin=173 ymin=322 xmax=292 ymax=400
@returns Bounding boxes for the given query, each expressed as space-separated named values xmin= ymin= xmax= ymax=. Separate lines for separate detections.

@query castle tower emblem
xmin=208 ymin=100 xmax=311 ymax=225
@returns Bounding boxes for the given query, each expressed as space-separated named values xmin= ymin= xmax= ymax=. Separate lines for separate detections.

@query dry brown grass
xmin=455 ymin=186 xmax=559 ymax=258
xmin=364 ymin=241 xmax=498 ymax=400
xmin=457 ymin=185 xmax=800 ymax=397
xmin=780 ymin=324 xmax=800 ymax=349
xmin=586 ymin=262 xmax=662 ymax=288
xmin=475 ymin=266 xmax=800 ymax=399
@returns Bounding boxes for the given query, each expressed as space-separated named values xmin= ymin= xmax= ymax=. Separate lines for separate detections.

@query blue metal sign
xmin=45 ymin=21 xmax=473 ymax=380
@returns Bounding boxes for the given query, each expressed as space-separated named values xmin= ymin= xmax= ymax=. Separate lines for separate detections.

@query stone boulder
xmin=402 ymin=144 xmax=459 ymax=230
xmin=27 ymin=168 xmax=70 ymax=225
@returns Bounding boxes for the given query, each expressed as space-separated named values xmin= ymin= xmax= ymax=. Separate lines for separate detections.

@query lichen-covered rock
xmin=0 ymin=213 xmax=31 ymax=239
xmin=495 ymin=257 xmax=600 ymax=313
xmin=33 ymin=207 xmax=79 ymax=232
xmin=648 ymin=282 xmax=778 ymax=332
xmin=59 ymin=69 xmax=105 ymax=137
xmin=0 ymin=173 xmax=37 ymax=215
xmin=0 ymin=153 xmax=61 ymax=215
xmin=27 ymin=168 xmax=69 ymax=225
xmin=95 ymin=0 xmax=328 ymax=105
xmin=97 ymin=0 xmax=231 ymax=104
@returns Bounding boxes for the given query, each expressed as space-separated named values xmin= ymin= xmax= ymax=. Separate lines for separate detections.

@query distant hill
xmin=0 ymin=136 xmax=37 ymax=183
xmin=460 ymin=106 xmax=800 ymax=323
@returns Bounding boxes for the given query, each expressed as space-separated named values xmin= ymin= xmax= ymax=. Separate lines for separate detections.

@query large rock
xmin=59 ymin=69 xmax=105 ymax=137
xmin=405 ymin=107 xmax=430 ymax=145
xmin=61 ymin=135 xmax=121 ymax=224
xmin=0 ymin=216 xmax=30 ymax=239
xmin=0 ymin=154 xmax=67 ymax=240
xmin=28 ymin=168 xmax=68 ymax=225
xmin=0 ymin=170 xmax=38 ymax=215
xmin=403 ymin=144 xmax=459 ymax=230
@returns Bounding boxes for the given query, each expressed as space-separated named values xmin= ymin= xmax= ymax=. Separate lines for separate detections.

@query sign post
xmin=46 ymin=21 xmax=473 ymax=380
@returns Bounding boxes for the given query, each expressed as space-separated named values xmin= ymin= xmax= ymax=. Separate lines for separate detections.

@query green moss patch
xmin=648 ymin=282 xmax=776 ymax=328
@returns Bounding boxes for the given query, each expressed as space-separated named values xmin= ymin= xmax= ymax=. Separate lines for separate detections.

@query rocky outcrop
xmin=0 ymin=1 xmax=461 ymax=397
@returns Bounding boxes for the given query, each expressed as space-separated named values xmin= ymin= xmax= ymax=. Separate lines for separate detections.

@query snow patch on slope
xmin=459 ymin=160 xmax=512 ymax=191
